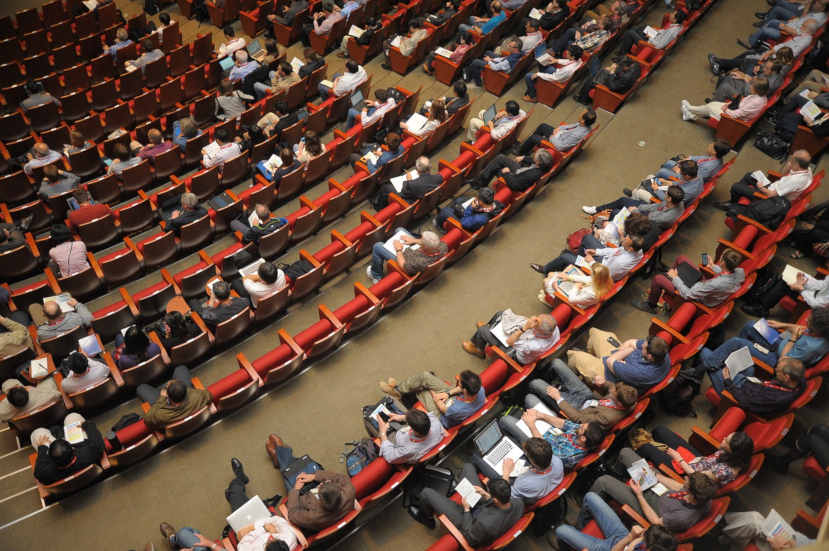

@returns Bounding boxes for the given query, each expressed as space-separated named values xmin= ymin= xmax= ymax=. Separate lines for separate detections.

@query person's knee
xmin=619 ymin=447 xmax=641 ymax=466
xmin=524 ymin=393 xmax=541 ymax=408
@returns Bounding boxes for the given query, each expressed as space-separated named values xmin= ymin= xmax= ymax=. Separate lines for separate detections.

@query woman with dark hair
xmin=114 ymin=326 xmax=162 ymax=369
xmin=294 ymin=131 xmax=326 ymax=163
xmin=148 ymin=311 xmax=202 ymax=351
xmin=637 ymin=426 xmax=754 ymax=488
xmin=48 ymin=224 xmax=90 ymax=277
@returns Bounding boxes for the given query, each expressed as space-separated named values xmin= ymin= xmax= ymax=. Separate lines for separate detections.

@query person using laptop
xmin=345 ymin=88 xmax=397 ymax=130
xmin=418 ymin=472 xmax=523 ymax=546
xmin=378 ymin=409 xmax=445 ymax=463
xmin=379 ymin=370 xmax=485 ymax=429
xmin=253 ymin=61 xmax=301 ymax=100
xmin=467 ymin=99 xmax=526 ymax=142
xmin=527 ymin=358 xmax=638 ymax=431
xmin=633 ymin=249 xmax=744 ymax=314
xmin=470 ymin=435 xmax=563 ymax=504
xmin=462 ymin=311 xmax=559 ymax=365
xmin=500 ymin=403 xmax=605 ymax=469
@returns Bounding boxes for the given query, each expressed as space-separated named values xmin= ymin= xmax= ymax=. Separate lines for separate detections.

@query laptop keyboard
xmin=486 ymin=439 xmax=513 ymax=465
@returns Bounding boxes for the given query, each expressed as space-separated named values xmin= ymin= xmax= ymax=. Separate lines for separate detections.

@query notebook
xmin=434 ymin=47 xmax=453 ymax=58
xmin=64 ymin=421 xmax=86 ymax=444
xmin=239 ymin=258 xmax=266 ymax=278
xmin=290 ymin=57 xmax=305 ymax=73
xmin=676 ymin=261 xmax=701 ymax=288
xmin=753 ymin=318 xmax=781 ymax=346
xmin=382 ymin=228 xmax=419 ymax=255
xmin=488 ymin=309 xmax=526 ymax=347
xmin=79 ymin=335 xmax=102 ymax=357
xmin=781 ymin=264 xmax=806 ymax=286
xmin=405 ymin=112 xmax=429 ymax=133
xmin=762 ymin=509 xmax=795 ymax=541
xmin=725 ymin=346 xmax=754 ymax=377
xmin=219 ymin=56 xmax=235 ymax=72
xmin=529 ymin=7 xmax=543 ymax=19
xmin=455 ymin=477 xmax=482 ymax=508
xmin=514 ymin=401 xmax=561 ymax=439
xmin=29 ymin=357 xmax=49 ymax=379
xmin=226 ymin=496 xmax=272 ymax=532
xmin=389 ymin=169 xmax=418 ymax=193
xmin=348 ymin=25 xmax=365 ymax=38
xmin=627 ymin=458 xmax=658 ymax=491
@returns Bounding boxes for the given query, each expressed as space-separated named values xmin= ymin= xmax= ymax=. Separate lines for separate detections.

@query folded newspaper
xmin=434 ymin=47 xmax=453 ymax=58
xmin=239 ymin=258 xmax=265 ymax=278
xmin=750 ymin=170 xmax=771 ymax=187
xmin=627 ymin=459 xmax=658 ymax=490
xmin=762 ymin=509 xmax=795 ymax=541
xmin=489 ymin=309 xmax=528 ymax=347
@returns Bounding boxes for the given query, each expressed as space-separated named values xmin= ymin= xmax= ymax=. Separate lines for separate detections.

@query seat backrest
xmin=179 ymin=215 xmax=213 ymax=250
xmin=41 ymin=325 xmax=89 ymax=359
xmin=77 ymin=213 xmax=119 ymax=248
xmin=215 ymin=307 xmax=253 ymax=343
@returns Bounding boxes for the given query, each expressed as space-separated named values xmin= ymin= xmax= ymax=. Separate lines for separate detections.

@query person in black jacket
xmin=704 ymin=356 xmax=805 ymax=417
xmin=575 ymin=56 xmax=642 ymax=104
xmin=230 ymin=203 xmax=288 ymax=244
xmin=298 ymin=49 xmax=325 ymax=79
xmin=190 ymin=281 xmax=250 ymax=330
xmin=164 ymin=192 xmax=208 ymax=236
xmin=472 ymin=148 xmax=555 ymax=191
xmin=538 ymin=0 xmax=570 ymax=31
xmin=435 ymin=187 xmax=504 ymax=231
xmin=32 ymin=413 xmax=105 ymax=485
xmin=372 ymin=157 xmax=443 ymax=209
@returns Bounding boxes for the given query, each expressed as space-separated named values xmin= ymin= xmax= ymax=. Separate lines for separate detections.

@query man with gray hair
xmin=105 ymin=27 xmax=133 ymax=59
xmin=373 ymin=157 xmax=444 ymax=209
xmin=367 ymin=229 xmax=448 ymax=283
xmin=23 ymin=142 xmax=63 ymax=176
xmin=472 ymin=148 xmax=555 ymax=191
xmin=229 ymin=49 xmax=260 ymax=83
xmin=164 ymin=192 xmax=208 ymax=236
xmin=29 ymin=295 xmax=93 ymax=341
xmin=463 ymin=310 xmax=560 ymax=364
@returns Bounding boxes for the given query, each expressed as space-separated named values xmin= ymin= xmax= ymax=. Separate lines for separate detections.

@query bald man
xmin=136 ymin=129 xmax=175 ymax=160
xmin=29 ymin=297 xmax=93 ymax=341
xmin=720 ymin=149 xmax=813 ymax=207
xmin=23 ymin=143 xmax=63 ymax=176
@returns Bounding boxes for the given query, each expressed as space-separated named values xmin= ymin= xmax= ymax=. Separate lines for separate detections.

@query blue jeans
xmin=171 ymin=527 xmax=210 ymax=551
xmin=749 ymin=22 xmax=782 ymax=48
xmin=765 ymin=2 xmax=801 ymax=21
xmin=346 ymin=105 xmax=376 ymax=128
xmin=275 ymin=444 xmax=303 ymax=488
xmin=555 ymin=492 xmax=629 ymax=551
xmin=523 ymin=66 xmax=556 ymax=98
xmin=370 ymin=242 xmax=397 ymax=279
xmin=319 ymin=72 xmax=342 ymax=98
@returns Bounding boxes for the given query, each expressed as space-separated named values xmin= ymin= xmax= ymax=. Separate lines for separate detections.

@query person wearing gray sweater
xmin=29 ymin=297 xmax=93 ymax=341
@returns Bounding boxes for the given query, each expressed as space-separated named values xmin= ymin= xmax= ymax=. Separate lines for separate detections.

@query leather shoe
xmin=379 ymin=381 xmax=401 ymax=398
xmin=713 ymin=202 xmax=732 ymax=212
xmin=462 ymin=341 xmax=485 ymax=358
xmin=381 ymin=62 xmax=391 ymax=70
xmin=622 ymin=187 xmax=632 ymax=197
xmin=740 ymin=303 xmax=767 ymax=318
xmin=231 ymin=457 xmax=249 ymax=484
xmin=159 ymin=522 xmax=176 ymax=541
xmin=529 ymin=263 xmax=546 ymax=274
xmin=736 ymin=38 xmax=752 ymax=50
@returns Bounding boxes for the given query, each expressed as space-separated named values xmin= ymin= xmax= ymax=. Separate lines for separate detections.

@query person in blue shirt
xmin=379 ymin=370 xmax=486 ymax=428
xmin=228 ymin=50 xmax=261 ymax=83
xmin=654 ymin=140 xmax=730 ymax=183
xmin=435 ymin=188 xmax=504 ymax=231
xmin=464 ymin=38 xmax=523 ymax=86
xmin=358 ymin=132 xmax=406 ymax=173
xmin=105 ymin=27 xmax=133 ymax=59
xmin=172 ymin=117 xmax=201 ymax=149
xmin=458 ymin=0 xmax=506 ymax=34
xmin=602 ymin=335 xmax=671 ymax=390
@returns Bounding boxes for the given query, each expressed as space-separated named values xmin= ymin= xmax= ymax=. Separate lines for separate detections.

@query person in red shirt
xmin=67 ymin=189 xmax=111 ymax=230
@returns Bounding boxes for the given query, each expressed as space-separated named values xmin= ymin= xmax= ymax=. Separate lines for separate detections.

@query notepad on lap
xmin=529 ymin=7 xmax=543 ymax=19
xmin=455 ymin=478 xmax=482 ymax=508
xmin=434 ymin=47 xmax=453 ymax=58
xmin=29 ymin=357 xmax=49 ymax=378
xmin=627 ymin=459 xmax=658 ymax=491
xmin=320 ymin=79 xmax=334 ymax=89
xmin=753 ymin=318 xmax=781 ymax=345
xmin=536 ymin=52 xmax=555 ymax=66
xmin=762 ymin=509 xmax=795 ymax=541
xmin=64 ymin=421 xmax=86 ymax=444
xmin=781 ymin=264 xmax=806 ymax=286
xmin=382 ymin=228 xmax=419 ymax=255
xmin=389 ymin=169 xmax=418 ymax=193
xmin=239 ymin=258 xmax=266 ymax=278
xmin=405 ymin=113 xmax=429 ymax=133
xmin=801 ymin=100 xmax=823 ymax=124
xmin=515 ymin=401 xmax=560 ymax=438
xmin=290 ymin=57 xmax=305 ymax=73
xmin=348 ymin=25 xmax=365 ymax=38
xmin=643 ymin=26 xmax=657 ymax=39
xmin=725 ymin=346 xmax=754 ymax=377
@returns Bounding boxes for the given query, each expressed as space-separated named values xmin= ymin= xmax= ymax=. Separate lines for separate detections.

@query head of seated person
xmin=223 ymin=25 xmax=235 ymax=42
xmin=384 ymin=132 xmax=402 ymax=154
xmin=42 ymin=165 xmax=64 ymax=185
xmin=717 ymin=431 xmax=754 ymax=472
xmin=345 ymin=60 xmax=360 ymax=74
xmin=167 ymin=379 xmax=189 ymax=405
xmin=258 ymin=262 xmax=280 ymax=285
xmin=303 ymin=131 xmax=323 ymax=157
xmin=642 ymin=335 xmax=668 ymax=365
xmin=43 ymin=300 xmax=65 ymax=323
xmin=642 ymin=525 xmax=678 ymax=551
xmin=278 ymin=147 xmax=295 ymax=168
xmin=51 ymin=223 xmax=74 ymax=246
xmin=808 ymin=307 xmax=829 ymax=340
xmin=528 ymin=313 xmax=557 ymax=340
xmin=115 ymin=27 xmax=129 ymax=44
xmin=234 ymin=49 xmax=250 ymax=67
xmin=487 ymin=478 xmax=512 ymax=507
xmin=212 ymin=281 xmax=232 ymax=303
xmin=580 ymin=107 xmax=597 ymax=128
xmin=532 ymin=148 xmax=555 ymax=173
xmin=684 ymin=471 xmax=718 ymax=506
xmin=49 ymin=438 xmax=76 ymax=469
xmin=214 ymin=128 xmax=230 ymax=146
xmin=771 ymin=357 xmax=805 ymax=390
xmin=666 ymin=185 xmax=684 ymax=207
xmin=113 ymin=143 xmax=133 ymax=163
xmin=419 ymin=230 xmax=443 ymax=255
xmin=6 ymin=385 xmax=30 ymax=408
xmin=621 ymin=234 xmax=645 ymax=253
xmin=124 ymin=326 xmax=153 ymax=358
xmin=147 ymin=129 xmax=165 ymax=147
xmin=179 ymin=192 xmax=199 ymax=212
xmin=609 ymin=382 xmax=638 ymax=410
xmin=179 ymin=118 xmax=198 ymax=140
xmin=749 ymin=77 xmax=770 ymax=98
xmin=523 ymin=437 xmax=553 ymax=470
xmin=265 ymin=542 xmax=289 ymax=551
xmin=64 ymin=351 xmax=90 ymax=376
xmin=427 ymin=99 xmax=446 ymax=122
xmin=159 ymin=12 xmax=171 ymax=26
xmin=458 ymin=369 xmax=483 ymax=398
xmin=406 ymin=409 xmax=432 ymax=437
xmin=578 ymin=421 xmax=605 ymax=452
xmin=505 ymin=100 xmax=520 ymax=118
xmin=677 ymin=159 xmax=698 ymax=181
xmin=623 ymin=212 xmax=653 ymax=240
xmin=452 ymin=79 xmax=468 ymax=102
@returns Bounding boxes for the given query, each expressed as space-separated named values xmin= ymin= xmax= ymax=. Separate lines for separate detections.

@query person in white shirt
xmin=516 ymin=20 xmax=544 ymax=53
xmin=231 ymin=260 xmax=288 ymax=307
xmin=467 ymin=100 xmax=527 ymax=142
xmin=320 ymin=60 xmax=367 ymax=97
xmin=722 ymin=149 xmax=812 ymax=207
xmin=345 ymin=88 xmax=397 ymax=129
xmin=202 ymin=128 xmax=243 ymax=168
xmin=236 ymin=515 xmax=298 ymax=551
xmin=58 ymin=351 xmax=111 ymax=395
xmin=524 ymin=44 xmax=584 ymax=102
xmin=532 ymin=234 xmax=645 ymax=281
xmin=217 ymin=25 xmax=247 ymax=59
xmin=378 ymin=409 xmax=445 ymax=464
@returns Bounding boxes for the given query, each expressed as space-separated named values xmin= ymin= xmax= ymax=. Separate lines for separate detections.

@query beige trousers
xmin=566 ymin=327 xmax=620 ymax=380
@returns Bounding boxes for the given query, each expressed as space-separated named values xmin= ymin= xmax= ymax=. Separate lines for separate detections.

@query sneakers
xmin=582 ymin=205 xmax=597 ymax=215
xmin=529 ymin=263 xmax=546 ymax=274
xmin=366 ymin=265 xmax=381 ymax=284
xmin=680 ymin=99 xmax=695 ymax=121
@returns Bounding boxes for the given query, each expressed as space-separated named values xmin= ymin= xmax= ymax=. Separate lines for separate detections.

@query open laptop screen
xmin=473 ymin=420 xmax=502 ymax=456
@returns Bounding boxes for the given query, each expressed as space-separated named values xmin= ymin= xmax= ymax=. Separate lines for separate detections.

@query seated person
xmin=190 ymin=281 xmax=250 ymax=330
xmin=653 ymin=140 xmax=730 ymax=183
xmin=137 ymin=365 xmax=213 ymax=430
xmin=264 ymin=434 xmax=356 ymax=532
xmin=636 ymin=425 xmax=754 ymax=489
xmin=743 ymin=266 xmax=829 ymax=317
xmin=538 ymin=0 xmax=570 ymax=30
xmin=294 ymin=130 xmax=326 ymax=164
xmin=714 ymin=58 xmax=788 ymax=104
xmin=29 ymin=295 xmax=93 ymax=341
xmin=588 ymin=451 xmax=719 ymax=534
xmin=555 ymin=495 xmax=679 ymax=551
xmin=681 ymin=77 xmax=769 ymax=123
xmin=527 ymin=358 xmax=638 ymax=430
xmin=216 ymin=25 xmax=246 ymax=58
xmin=360 ymin=132 xmax=405 ymax=174
xmin=574 ymin=52 xmax=642 ymax=104
xmin=229 ymin=50 xmax=261 ymax=83
xmin=230 ymin=260 xmax=288 ymax=307
xmin=423 ymin=32 xmax=474 ymax=75
xmin=722 ymin=509 xmax=816 ymax=550
xmin=567 ymin=327 xmax=671 ymax=390
xmin=172 ymin=117 xmax=200 ymax=149
xmin=104 ymin=27 xmax=133 ymax=58
xmin=516 ymin=108 xmax=596 ymax=155
xmin=616 ymin=159 xmax=702 ymax=204
xmin=216 ymin=79 xmax=254 ymax=121
xmin=302 ymin=1 xmax=345 ymax=47
xmin=444 ymin=80 xmax=470 ymax=114
xmin=467 ymin=100 xmax=527 ymax=142
xmin=202 ymin=128 xmax=243 ymax=169
xmin=0 ymin=221 xmax=25 ymax=253
xmin=59 ymin=351 xmax=110 ymax=395
xmin=458 ymin=0 xmax=507 ymax=35
xmin=48 ymin=223 xmax=90 ymax=278
xmin=298 ymin=49 xmax=325 ymax=79
xmin=748 ymin=8 xmax=826 ymax=48
xmin=773 ymin=86 xmax=829 ymax=148
xmin=135 ymin=128 xmax=176 ymax=160
xmin=163 ymin=192 xmax=208 ymax=236
xmin=367 ymin=229 xmax=448 ymax=282
xmin=339 ymin=15 xmax=383 ymax=57
xmin=38 ymin=164 xmax=80 ymax=199
xmin=633 ymin=249 xmax=745 ymax=314
xmin=149 ymin=311 xmax=202 ymax=350
xmin=540 ymin=262 xmax=613 ymax=309
xmin=67 ymin=189 xmax=112 ymax=231
xmin=0 ymin=377 xmax=61 ymax=422
xmin=257 ymin=102 xmax=299 ymax=140
xmin=379 ymin=370 xmax=485 ymax=429
xmin=523 ymin=44 xmax=584 ymax=102
xmin=462 ymin=311 xmax=560 ymax=364
xmin=400 ymin=100 xmax=446 ymax=137
xmin=269 ymin=0 xmax=309 ymax=25
xmin=231 ymin=203 xmax=288 ymax=244
xmin=618 ymin=9 xmax=685 ymax=53
xmin=61 ymin=130 xmax=93 ymax=156
xmin=0 ymin=315 xmax=32 ymax=358
xmin=24 ymin=142 xmax=63 ymax=176
xmin=378 ymin=409 xmax=445 ymax=464
xmin=435 ymin=188 xmax=503 ymax=232
xmin=425 ymin=0 xmax=459 ymax=26
xmin=516 ymin=19 xmax=544 ymax=52
xmin=469 ymin=437 xmax=562 ymax=504
xmin=372 ymin=156 xmax=443 ymax=210
xmin=253 ymin=61 xmax=301 ymax=100
xmin=157 ymin=523 xmax=227 ymax=551
xmin=321 ymin=60 xmax=367 ymax=98
xmin=501 ymin=404 xmax=604 ymax=469
xmin=345 ymin=88 xmax=397 ymax=130
xmin=258 ymin=147 xmax=301 ymax=184
xmin=21 ymin=81 xmax=61 ymax=110
xmin=107 ymin=143 xmax=142 ymax=175
xmin=31 ymin=413 xmax=105 ymax=485
xmin=532 ymin=234 xmax=645 ymax=281
xmin=718 ymin=150 xmax=812 ymax=208
xmin=114 ymin=326 xmax=162 ymax=370
xmin=471 ymin=148 xmax=555 ymax=192
xmin=418 ymin=474 xmax=523 ymax=547
xmin=463 ymin=38 xmax=522 ymax=87
xmin=382 ymin=19 xmax=429 ymax=70
xmin=125 ymin=38 xmax=164 ymax=73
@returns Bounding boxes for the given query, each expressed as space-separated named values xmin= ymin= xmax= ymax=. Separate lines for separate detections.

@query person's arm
xmin=67 ymin=299 xmax=94 ymax=325
xmin=611 ymin=526 xmax=644 ymax=551
xmin=430 ymin=390 xmax=451 ymax=413
xmin=82 ymin=421 xmax=106 ymax=456
xmin=603 ymin=340 xmax=636 ymax=372
xmin=0 ymin=317 xmax=29 ymax=347
xmin=629 ymin=480 xmax=663 ymax=525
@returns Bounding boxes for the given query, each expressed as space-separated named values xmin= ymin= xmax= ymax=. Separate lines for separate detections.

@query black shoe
xmin=737 ymin=38 xmax=752 ymax=50
xmin=713 ymin=202 xmax=732 ymax=212
xmin=622 ymin=187 xmax=632 ymax=197
xmin=755 ymin=11 xmax=767 ymax=19
xmin=530 ymin=263 xmax=546 ymax=274
xmin=631 ymin=298 xmax=658 ymax=314
xmin=740 ymin=303 xmax=768 ymax=318
xmin=381 ymin=62 xmax=391 ymax=70
xmin=230 ymin=457 xmax=249 ymax=484
xmin=704 ymin=98 xmax=712 ymax=103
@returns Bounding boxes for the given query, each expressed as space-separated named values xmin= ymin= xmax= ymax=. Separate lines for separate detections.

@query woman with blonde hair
xmin=539 ymin=262 xmax=612 ymax=308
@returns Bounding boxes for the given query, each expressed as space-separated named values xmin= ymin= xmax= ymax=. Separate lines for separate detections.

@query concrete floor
xmin=0 ymin=0 xmax=828 ymax=549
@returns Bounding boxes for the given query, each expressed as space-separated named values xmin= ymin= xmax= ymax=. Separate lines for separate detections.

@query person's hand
xmin=472 ymin=485 xmax=490 ymax=500
xmin=160 ymin=387 xmax=168 ymax=399
xmin=522 ymin=409 xmax=539 ymax=424
xmin=264 ymin=523 xmax=278 ymax=534
xmin=389 ymin=413 xmax=406 ymax=422
xmin=790 ymin=273 xmax=806 ymax=292
xmin=431 ymin=390 xmax=449 ymax=402
xmin=194 ymin=533 xmax=216 ymax=547
xmin=766 ymin=320 xmax=784 ymax=328
xmin=593 ymin=375 xmax=606 ymax=387
xmin=767 ymin=533 xmax=796 ymax=550
xmin=630 ymin=525 xmax=644 ymax=537
xmin=171 ymin=209 xmax=181 ymax=218
xmin=629 ymin=479 xmax=643 ymax=495
xmin=531 ymin=73 xmax=539 ymax=80
xmin=722 ymin=366 xmax=731 ymax=379
xmin=394 ymin=240 xmax=404 ymax=252
xmin=66 ymin=298 xmax=78 ymax=307
xmin=501 ymin=166 xmax=511 ymax=174
xmin=377 ymin=416 xmax=389 ymax=434
xmin=667 ymin=268 xmax=679 ymax=279
xmin=622 ymin=339 xmax=638 ymax=349
xmin=792 ymin=325 xmax=806 ymax=339
xmin=502 ymin=457 xmax=515 ymax=477
xmin=629 ymin=206 xmax=638 ymax=213
xmin=483 ymin=56 xmax=491 ymax=62
xmin=608 ymin=63 xmax=617 ymax=71
xmin=666 ymin=447 xmax=683 ymax=462
xmin=33 ymin=432 xmax=51 ymax=447
xmin=814 ymin=241 xmax=829 ymax=256
xmin=545 ymin=385 xmax=561 ymax=401
xmin=585 ymin=249 xmax=596 ymax=256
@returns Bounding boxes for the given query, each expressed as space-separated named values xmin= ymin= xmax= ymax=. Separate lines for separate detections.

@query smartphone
xmin=701 ymin=252 xmax=709 ymax=266
xmin=378 ymin=411 xmax=390 ymax=422
xmin=607 ymin=336 xmax=621 ymax=347
xmin=752 ymin=343 xmax=770 ymax=355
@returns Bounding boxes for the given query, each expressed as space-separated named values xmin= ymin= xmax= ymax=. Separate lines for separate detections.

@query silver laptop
xmin=482 ymin=104 xmax=497 ymax=124
xmin=247 ymin=38 xmax=266 ymax=62
xmin=474 ymin=419 xmax=523 ymax=473
xmin=350 ymin=89 xmax=364 ymax=108
xmin=226 ymin=495 xmax=271 ymax=532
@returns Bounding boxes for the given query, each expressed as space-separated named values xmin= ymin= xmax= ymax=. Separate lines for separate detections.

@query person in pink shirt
xmin=680 ymin=77 xmax=769 ymax=122
xmin=48 ymin=224 xmax=90 ymax=278
xmin=134 ymin=129 xmax=176 ymax=160
xmin=422 ymin=31 xmax=474 ymax=75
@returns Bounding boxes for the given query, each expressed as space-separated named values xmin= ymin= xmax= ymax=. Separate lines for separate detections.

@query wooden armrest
xmin=318 ymin=304 xmax=344 ymax=329
xmin=438 ymin=514 xmax=474 ymax=551
xmin=689 ymin=426 xmax=721 ymax=454
xmin=735 ymin=214 xmax=773 ymax=234
xmin=298 ymin=249 xmax=321 ymax=268
xmin=278 ymin=329 xmax=304 ymax=357
xmin=333 ymin=129 xmax=348 ymax=140
xmin=717 ymin=238 xmax=753 ymax=260
xmin=386 ymin=260 xmax=411 ymax=280
xmin=791 ymin=510 xmax=820 ymax=539
xmin=658 ymin=463 xmax=685 ymax=483
xmin=753 ymin=357 xmax=775 ymax=375
xmin=354 ymin=282 xmax=380 ymax=304
xmin=197 ymin=249 xmax=214 ymax=267
xmin=86 ymin=252 xmax=105 ymax=279
xmin=0 ymin=203 xmax=11 ymax=223
xmin=190 ymin=311 xmax=214 ymax=341
xmin=225 ymin=189 xmax=240 ymax=202
xmin=621 ymin=504 xmax=651 ymax=529
xmin=328 ymin=178 xmax=347 ymax=193
xmin=24 ymin=232 xmax=41 ymax=257
xmin=122 ymin=236 xmax=144 ymax=263
xmin=489 ymin=345 xmax=524 ymax=373
xmin=700 ymin=264 xmax=717 ymax=277
xmin=692 ymin=301 xmax=714 ymax=315
xmin=298 ymin=195 xmax=316 ymax=210
xmin=767 ymin=171 xmax=783 ymax=181
xmin=43 ymin=267 xmax=61 ymax=293
xmin=720 ymin=390 xmax=739 ymax=408
xmin=253 ymin=173 xmax=271 ymax=188
xmin=137 ymin=189 xmax=156 ymax=210
xmin=118 ymin=287 xmax=140 ymax=317
xmin=236 ymin=352 xmax=261 ymax=383
xmin=360 ymin=210 xmax=383 ymax=228
xmin=331 ymin=229 xmax=352 ymax=247
xmin=554 ymin=290 xmax=586 ymax=316
xmin=649 ymin=317 xmax=689 ymax=344
xmin=388 ymin=193 xmax=409 ymax=208
xmin=159 ymin=269 xmax=181 ymax=295
xmin=460 ymin=142 xmax=484 ymax=156
xmin=354 ymin=160 xmax=369 ymax=172
xmin=148 ymin=331 xmax=171 ymax=365
xmin=191 ymin=376 xmax=205 ymax=390
xmin=438 ymin=159 xmax=461 ymax=174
